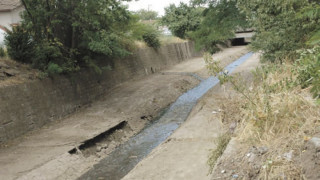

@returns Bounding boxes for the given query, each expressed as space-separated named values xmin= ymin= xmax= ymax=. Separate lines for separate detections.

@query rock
xmin=310 ymin=137 xmax=320 ymax=151
xmin=221 ymin=170 xmax=226 ymax=174
xmin=101 ymin=143 xmax=108 ymax=149
xmin=258 ymin=146 xmax=268 ymax=155
xmin=249 ymin=146 xmax=258 ymax=153
xmin=4 ymin=69 xmax=20 ymax=76
xmin=229 ymin=122 xmax=237 ymax=133
xmin=283 ymin=150 xmax=294 ymax=161
xmin=0 ymin=71 xmax=6 ymax=79
xmin=232 ymin=174 xmax=239 ymax=178
xmin=212 ymin=111 xmax=218 ymax=114
xmin=96 ymin=146 xmax=102 ymax=152
xmin=0 ymin=62 xmax=9 ymax=69
xmin=248 ymin=153 xmax=257 ymax=163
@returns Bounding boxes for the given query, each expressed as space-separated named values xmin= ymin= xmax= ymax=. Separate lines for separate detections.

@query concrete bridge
xmin=232 ymin=30 xmax=255 ymax=45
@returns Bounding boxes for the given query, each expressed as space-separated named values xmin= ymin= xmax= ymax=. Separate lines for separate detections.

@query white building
xmin=0 ymin=0 xmax=24 ymax=45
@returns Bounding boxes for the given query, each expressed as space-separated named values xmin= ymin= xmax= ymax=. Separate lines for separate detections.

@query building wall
xmin=0 ymin=6 xmax=24 ymax=45
xmin=10 ymin=6 xmax=24 ymax=26
xmin=0 ymin=11 xmax=12 ymax=30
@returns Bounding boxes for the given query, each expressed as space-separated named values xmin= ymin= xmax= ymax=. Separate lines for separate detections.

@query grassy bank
xmin=207 ymin=55 xmax=320 ymax=179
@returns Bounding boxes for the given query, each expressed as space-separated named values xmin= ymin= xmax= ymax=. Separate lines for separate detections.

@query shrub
xmin=0 ymin=47 xmax=6 ymax=57
xmin=5 ymin=26 xmax=34 ymax=63
xmin=130 ymin=20 xmax=161 ymax=49
xmin=296 ymin=46 xmax=320 ymax=98
xmin=32 ymin=42 xmax=64 ymax=71
xmin=238 ymin=0 xmax=319 ymax=62
xmin=142 ymin=31 xmax=161 ymax=49
xmin=47 ymin=63 xmax=63 ymax=76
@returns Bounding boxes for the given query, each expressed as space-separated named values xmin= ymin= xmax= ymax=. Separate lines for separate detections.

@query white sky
xmin=124 ymin=0 xmax=191 ymax=16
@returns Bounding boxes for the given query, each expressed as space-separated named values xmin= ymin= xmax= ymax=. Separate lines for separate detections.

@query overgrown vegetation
xmin=161 ymin=2 xmax=203 ymax=39
xmin=4 ymin=0 xmax=162 ymax=76
xmin=190 ymin=0 xmax=249 ymax=53
xmin=0 ymin=47 xmax=6 ymax=58
xmin=5 ymin=26 xmax=34 ymax=63
xmin=134 ymin=9 xmax=159 ymax=21
xmin=205 ymin=52 xmax=320 ymax=178
xmin=295 ymin=47 xmax=320 ymax=99
xmin=237 ymin=0 xmax=320 ymax=98
xmin=161 ymin=0 xmax=249 ymax=53
xmin=129 ymin=16 xmax=161 ymax=49
xmin=239 ymin=63 xmax=319 ymax=179
xmin=207 ymin=133 xmax=231 ymax=174
xmin=202 ymin=1 xmax=320 ymax=177
xmin=238 ymin=0 xmax=316 ymax=62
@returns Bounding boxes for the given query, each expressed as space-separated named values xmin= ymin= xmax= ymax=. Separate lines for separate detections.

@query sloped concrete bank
xmin=0 ymin=42 xmax=200 ymax=144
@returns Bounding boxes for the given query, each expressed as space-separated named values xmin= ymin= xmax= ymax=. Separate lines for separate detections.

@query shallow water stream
xmin=79 ymin=52 xmax=254 ymax=180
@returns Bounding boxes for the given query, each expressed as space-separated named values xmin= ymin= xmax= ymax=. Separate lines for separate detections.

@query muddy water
xmin=79 ymin=52 xmax=254 ymax=180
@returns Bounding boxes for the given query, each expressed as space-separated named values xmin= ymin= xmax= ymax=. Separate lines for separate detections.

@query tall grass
xmin=205 ymin=53 xmax=320 ymax=178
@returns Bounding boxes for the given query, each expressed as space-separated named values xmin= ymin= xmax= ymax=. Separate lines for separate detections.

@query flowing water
xmin=79 ymin=52 xmax=254 ymax=180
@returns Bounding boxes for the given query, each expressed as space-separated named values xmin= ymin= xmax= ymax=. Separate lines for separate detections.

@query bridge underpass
xmin=233 ymin=31 xmax=255 ymax=46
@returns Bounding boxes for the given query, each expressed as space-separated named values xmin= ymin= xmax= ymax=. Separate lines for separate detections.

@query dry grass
xmin=159 ymin=35 xmax=187 ymax=45
xmin=133 ymin=41 xmax=148 ymax=49
xmin=208 ymin=133 xmax=231 ymax=174
xmin=133 ymin=36 xmax=186 ymax=49
xmin=0 ymin=58 xmax=39 ymax=87
xmin=235 ymin=63 xmax=320 ymax=179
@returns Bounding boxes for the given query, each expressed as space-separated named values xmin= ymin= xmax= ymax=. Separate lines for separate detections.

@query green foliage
xmin=5 ymin=26 xmax=34 ymax=63
xmin=47 ymin=63 xmax=63 ymax=76
xmin=6 ymin=0 xmax=133 ymax=75
xmin=300 ymin=4 xmax=320 ymax=46
xmin=0 ymin=47 xmax=6 ymax=58
xmin=129 ymin=14 xmax=161 ymax=48
xmin=142 ymin=31 xmax=161 ymax=48
xmin=190 ymin=0 xmax=249 ymax=53
xmin=135 ymin=9 xmax=158 ymax=20
xmin=162 ymin=3 xmax=203 ymax=39
xmin=237 ymin=0 xmax=320 ymax=98
xmin=208 ymin=133 xmax=231 ymax=174
xmin=237 ymin=0 xmax=320 ymax=62
xmin=296 ymin=46 xmax=320 ymax=98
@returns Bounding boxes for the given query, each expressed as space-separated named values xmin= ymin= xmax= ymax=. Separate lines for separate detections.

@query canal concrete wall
xmin=0 ymin=42 xmax=201 ymax=143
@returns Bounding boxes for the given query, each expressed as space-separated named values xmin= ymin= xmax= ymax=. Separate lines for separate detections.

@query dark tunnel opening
xmin=231 ymin=38 xmax=249 ymax=46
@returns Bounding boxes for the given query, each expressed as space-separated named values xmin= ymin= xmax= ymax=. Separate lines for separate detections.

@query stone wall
xmin=0 ymin=42 xmax=200 ymax=143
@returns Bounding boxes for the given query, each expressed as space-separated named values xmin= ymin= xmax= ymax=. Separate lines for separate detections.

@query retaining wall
xmin=0 ymin=42 xmax=201 ymax=143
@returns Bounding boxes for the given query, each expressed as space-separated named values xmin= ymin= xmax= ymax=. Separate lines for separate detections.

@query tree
xmin=135 ymin=9 xmax=158 ymax=21
xmin=7 ymin=0 xmax=133 ymax=74
xmin=190 ymin=0 xmax=249 ymax=53
xmin=237 ymin=0 xmax=318 ymax=61
xmin=129 ymin=14 xmax=161 ymax=48
xmin=161 ymin=3 xmax=203 ymax=39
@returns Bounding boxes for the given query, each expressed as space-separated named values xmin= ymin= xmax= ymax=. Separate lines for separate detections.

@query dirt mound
xmin=0 ymin=59 xmax=38 ymax=86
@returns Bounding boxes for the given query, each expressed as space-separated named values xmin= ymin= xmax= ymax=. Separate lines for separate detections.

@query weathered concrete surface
xmin=0 ymin=71 xmax=200 ymax=180
xmin=122 ymin=53 xmax=260 ymax=180
xmin=0 ymin=46 xmax=249 ymax=180
xmin=0 ymin=42 xmax=200 ymax=143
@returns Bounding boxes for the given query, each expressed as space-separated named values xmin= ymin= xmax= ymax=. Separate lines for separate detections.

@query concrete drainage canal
xmin=78 ymin=52 xmax=254 ymax=180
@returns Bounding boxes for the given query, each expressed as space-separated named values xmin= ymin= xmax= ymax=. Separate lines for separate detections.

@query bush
xmin=32 ymin=42 xmax=64 ymax=71
xmin=238 ymin=0 xmax=318 ymax=62
xmin=142 ymin=31 xmax=161 ymax=49
xmin=0 ymin=47 xmax=6 ymax=57
xmin=47 ymin=63 xmax=63 ymax=76
xmin=129 ymin=20 xmax=161 ymax=49
xmin=5 ymin=26 xmax=34 ymax=63
xmin=296 ymin=46 xmax=320 ymax=98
